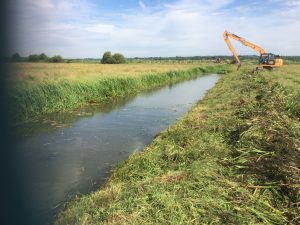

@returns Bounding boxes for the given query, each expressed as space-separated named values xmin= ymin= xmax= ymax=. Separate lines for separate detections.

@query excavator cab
xmin=259 ymin=53 xmax=274 ymax=65
xmin=259 ymin=53 xmax=283 ymax=69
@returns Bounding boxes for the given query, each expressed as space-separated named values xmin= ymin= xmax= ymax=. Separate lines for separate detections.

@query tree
xmin=48 ymin=55 xmax=64 ymax=63
xmin=112 ymin=53 xmax=126 ymax=64
xmin=28 ymin=54 xmax=40 ymax=62
xmin=101 ymin=51 xmax=126 ymax=64
xmin=107 ymin=56 xmax=117 ymax=64
xmin=39 ymin=53 xmax=48 ymax=61
xmin=11 ymin=53 xmax=21 ymax=62
xmin=101 ymin=51 xmax=112 ymax=64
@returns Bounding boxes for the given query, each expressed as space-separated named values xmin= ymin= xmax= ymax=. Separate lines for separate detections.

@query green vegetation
xmin=55 ymin=64 xmax=300 ymax=224
xmin=48 ymin=55 xmax=64 ymax=63
xmin=28 ymin=54 xmax=41 ymax=62
xmin=112 ymin=53 xmax=126 ymax=64
xmin=39 ymin=53 xmax=48 ymax=61
xmin=11 ymin=53 xmax=21 ymax=62
xmin=101 ymin=51 xmax=126 ymax=64
xmin=9 ymin=62 xmax=209 ymax=86
xmin=9 ymin=64 xmax=229 ymax=122
xmin=10 ymin=53 xmax=64 ymax=63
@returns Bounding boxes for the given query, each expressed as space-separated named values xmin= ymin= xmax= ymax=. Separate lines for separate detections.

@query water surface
xmin=12 ymin=74 xmax=219 ymax=224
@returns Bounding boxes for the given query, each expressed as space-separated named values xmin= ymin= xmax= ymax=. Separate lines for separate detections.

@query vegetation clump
xmin=48 ymin=55 xmax=64 ymax=63
xmin=11 ymin=53 xmax=21 ymax=62
xmin=28 ymin=54 xmax=40 ymax=62
xmin=39 ymin=53 xmax=49 ymax=61
xmin=101 ymin=51 xmax=126 ymax=64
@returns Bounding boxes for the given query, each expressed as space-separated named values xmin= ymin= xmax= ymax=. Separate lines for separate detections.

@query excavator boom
xmin=223 ymin=32 xmax=241 ymax=67
xmin=224 ymin=31 xmax=265 ymax=55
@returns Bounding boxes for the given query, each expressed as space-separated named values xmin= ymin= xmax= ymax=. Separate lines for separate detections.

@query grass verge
xmin=55 ymin=64 xmax=300 ymax=224
xmin=9 ymin=64 xmax=230 ymax=122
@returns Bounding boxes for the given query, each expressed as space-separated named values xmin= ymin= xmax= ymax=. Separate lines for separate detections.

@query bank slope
xmin=55 ymin=65 xmax=300 ymax=224
xmin=9 ymin=65 xmax=229 ymax=122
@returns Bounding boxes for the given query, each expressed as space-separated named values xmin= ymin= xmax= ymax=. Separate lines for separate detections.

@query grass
xmin=8 ymin=62 xmax=230 ymax=122
xmin=8 ymin=62 xmax=211 ymax=86
xmin=55 ymin=63 xmax=300 ymax=224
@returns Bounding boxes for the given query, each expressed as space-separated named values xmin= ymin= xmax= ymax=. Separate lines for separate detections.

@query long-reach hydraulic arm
xmin=223 ymin=30 xmax=283 ymax=70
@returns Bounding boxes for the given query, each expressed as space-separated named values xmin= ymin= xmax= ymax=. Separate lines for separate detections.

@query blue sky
xmin=9 ymin=0 xmax=300 ymax=57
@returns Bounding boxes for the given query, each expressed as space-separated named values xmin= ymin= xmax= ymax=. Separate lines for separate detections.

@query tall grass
xmin=9 ymin=65 xmax=230 ymax=122
xmin=8 ymin=62 xmax=213 ymax=85
xmin=55 ymin=64 xmax=300 ymax=224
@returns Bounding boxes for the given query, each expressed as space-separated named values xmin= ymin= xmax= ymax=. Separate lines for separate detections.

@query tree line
xmin=9 ymin=51 xmax=127 ymax=64
xmin=10 ymin=53 xmax=64 ymax=63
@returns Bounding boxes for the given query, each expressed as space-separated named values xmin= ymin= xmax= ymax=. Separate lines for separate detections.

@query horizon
xmin=7 ymin=54 xmax=300 ymax=59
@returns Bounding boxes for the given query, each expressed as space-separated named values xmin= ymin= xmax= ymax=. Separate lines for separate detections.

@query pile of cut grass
xmin=55 ymin=65 xmax=300 ymax=224
xmin=221 ymin=72 xmax=300 ymax=222
xmin=9 ymin=64 xmax=230 ymax=122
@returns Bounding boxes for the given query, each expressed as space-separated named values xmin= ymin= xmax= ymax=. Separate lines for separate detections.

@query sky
xmin=8 ymin=0 xmax=300 ymax=58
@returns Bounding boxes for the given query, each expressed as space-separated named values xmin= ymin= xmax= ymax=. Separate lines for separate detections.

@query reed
xmin=9 ymin=64 xmax=230 ymax=122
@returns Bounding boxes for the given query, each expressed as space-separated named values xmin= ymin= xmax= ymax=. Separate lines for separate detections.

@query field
xmin=55 ymin=63 xmax=300 ymax=224
xmin=8 ymin=62 xmax=230 ymax=122
xmin=8 ymin=62 xmax=207 ymax=86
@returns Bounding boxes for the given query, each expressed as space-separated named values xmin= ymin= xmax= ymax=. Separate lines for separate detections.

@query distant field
xmin=8 ymin=62 xmax=208 ymax=86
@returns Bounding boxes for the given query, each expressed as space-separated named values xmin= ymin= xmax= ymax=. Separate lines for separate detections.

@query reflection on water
xmin=12 ymin=74 xmax=219 ymax=224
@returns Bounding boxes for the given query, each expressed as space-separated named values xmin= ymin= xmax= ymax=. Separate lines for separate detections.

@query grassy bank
xmin=55 ymin=64 xmax=300 ymax=224
xmin=8 ymin=63 xmax=229 ymax=122
xmin=8 ymin=62 xmax=211 ymax=86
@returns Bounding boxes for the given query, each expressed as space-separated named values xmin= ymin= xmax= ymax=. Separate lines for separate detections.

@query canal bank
xmin=9 ymin=64 xmax=229 ymax=122
xmin=12 ymin=74 xmax=221 ymax=224
xmin=55 ymin=66 xmax=300 ymax=224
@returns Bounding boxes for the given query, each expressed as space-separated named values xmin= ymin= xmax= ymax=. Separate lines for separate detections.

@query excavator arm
xmin=223 ymin=30 xmax=266 ymax=69
xmin=223 ymin=32 xmax=241 ymax=68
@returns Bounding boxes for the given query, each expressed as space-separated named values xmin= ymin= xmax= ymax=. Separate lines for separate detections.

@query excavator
xmin=223 ymin=30 xmax=283 ymax=70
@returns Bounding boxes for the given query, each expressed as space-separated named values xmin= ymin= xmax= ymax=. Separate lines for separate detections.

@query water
xmin=12 ymin=74 xmax=219 ymax=224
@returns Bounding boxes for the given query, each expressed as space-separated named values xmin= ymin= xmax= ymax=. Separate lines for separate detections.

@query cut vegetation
xmin=55 ymin=63 xmax=300 ymax=224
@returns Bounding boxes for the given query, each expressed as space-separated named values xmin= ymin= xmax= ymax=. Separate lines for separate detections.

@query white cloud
xmin=9 ymin=0 xmax=300 ymax=57
xmin=86 ymin=24 xmax=117 ymax=35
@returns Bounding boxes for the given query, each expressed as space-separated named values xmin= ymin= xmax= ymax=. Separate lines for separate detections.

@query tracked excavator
xmin=223 ymin=30 xmax=283 ymax=70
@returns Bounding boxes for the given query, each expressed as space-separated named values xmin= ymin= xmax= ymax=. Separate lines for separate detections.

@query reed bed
xmin=8 ymin=62 xmax=210 ymax=86
xmin=8 ymin=63 xmax=229 ymax=122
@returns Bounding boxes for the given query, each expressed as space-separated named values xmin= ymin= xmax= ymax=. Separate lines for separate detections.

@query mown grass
xmin=8 ymin=63 xmax=230 ymax=122
xmin=55 ymin=64 xmax=300 ymax=224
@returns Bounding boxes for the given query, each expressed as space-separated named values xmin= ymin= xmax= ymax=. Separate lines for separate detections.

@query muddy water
xmin=12 ymin=74 xmax=219 ymax=224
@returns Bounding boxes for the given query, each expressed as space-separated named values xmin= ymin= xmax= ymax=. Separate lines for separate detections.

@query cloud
xmin=26 ymin=0 xmax=54 ymax=9
xmin=85 ymin=23 xmax=117 ymax=35
xmin=138 ymin=1 xmax=146 ymax=9
xmin=9 ymin=0 xmax=300 ymax=57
